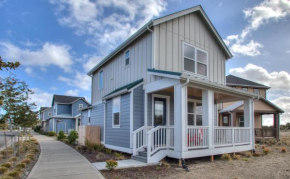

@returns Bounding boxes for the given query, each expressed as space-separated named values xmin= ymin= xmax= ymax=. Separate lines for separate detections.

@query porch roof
xmin=102 ymin=78 xmax=143 ymax=100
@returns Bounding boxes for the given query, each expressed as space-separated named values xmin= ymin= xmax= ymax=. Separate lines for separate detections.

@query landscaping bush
xmin=21 ymin=158 xmax=31 ymax=164
xmin=76 ymin=146 xmax=82 ymax=150
xmin=57 ymin=131 xmax=66 ymax=141
xmin=96 ymin=153 xmax=105 ymax=161
xmin=0 ymin=167 xmax=8 ymax=174
xmin=68 ymin=130 xmax=78 ymax=144
xmin=16 ymin=163 xmax=26 ymax=170
xmin=5 ymin=170 xmax=21 ymax=178
xmin=1 ymin=163 xmax=12 ymax=168
xmin=93 ymin=144 xmax=105 ymax=152
xmin=106 ymin=160 xmax=118 ymax=170
xmin=104 ymin=148 xmax=112 ymax=154
xmin=221 ymin=154 xmax=232 ymax=161
xmin=161 ymin=161 xmax=170 ymax=168
xmin=47 ymin=131 xmax=56 ymax=136
xmin=114 ymin=152 xmax=125 ymax=160
xmin=85 ymin=139 xmax=94 ymax=153
xmin=34 ymin=126 xmax=42 ymax=133
xmin=281 ymin=147 xmax=287 ymax=153
xmin=8 ymin=157 xmax=17 ymax=162
xmin=233 ymin=155 xmax=241 ymax=160
xmin=263 ymin=148 xmax=270 ymax=155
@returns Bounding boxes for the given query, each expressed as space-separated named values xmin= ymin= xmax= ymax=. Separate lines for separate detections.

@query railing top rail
xmin=132 ymin=126 xmax=154 ymax=134
xmin=147 ymin=126 xmax=173 ymax=134
xmin=187 ymin=126 xmax=209 ymax=129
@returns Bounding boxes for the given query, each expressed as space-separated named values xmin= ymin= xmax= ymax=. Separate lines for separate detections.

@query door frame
xmin=152 ymin=94 xmax=170 ymax=127
xmin=222 ymin=114 xmax=230 ymax=127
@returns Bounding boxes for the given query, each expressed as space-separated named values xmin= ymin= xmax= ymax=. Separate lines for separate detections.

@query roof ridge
xmin=227 ymin=74 xmax=270 ymax=88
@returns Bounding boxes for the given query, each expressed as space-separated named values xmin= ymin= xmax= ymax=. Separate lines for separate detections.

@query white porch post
xmin=174 ymin=83 xmax=187 ymax=158
xmin=202 ymin=90 xmax=214 ymax=149
xmin=244 ymin=98 xmax=254 ymax=148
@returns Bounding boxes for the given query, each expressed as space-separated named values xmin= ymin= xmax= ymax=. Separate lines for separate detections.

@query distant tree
xmin=13 ymin=103 xmax=39 ymax=128
xmin=0 ymin=56 xmax=20 ymax=71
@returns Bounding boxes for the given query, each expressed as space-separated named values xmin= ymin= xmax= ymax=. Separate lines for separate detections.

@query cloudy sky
xmin=0 ymin=0 xmax=290 ymax=125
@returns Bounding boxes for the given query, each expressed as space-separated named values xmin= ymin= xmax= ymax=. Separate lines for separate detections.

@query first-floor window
xmin=239 ymin=115 xmax=244 ymax=127
xmin=187 ymin=100 xmax=202 ymax=126
xmin=112 ymin=96 xmax=121 ymax=127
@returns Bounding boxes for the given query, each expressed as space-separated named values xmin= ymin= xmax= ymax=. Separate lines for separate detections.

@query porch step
xmin=132 ymin=155 xmax=147 ymax=163
xmin=139 ymin=151 xmax=147 ymax=157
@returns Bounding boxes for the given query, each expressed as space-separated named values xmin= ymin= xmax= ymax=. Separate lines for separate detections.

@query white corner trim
xmin=130 ymin=90 xmax=133 ymax=148
xmin=105 ymin=144 xmax=132 ymax=154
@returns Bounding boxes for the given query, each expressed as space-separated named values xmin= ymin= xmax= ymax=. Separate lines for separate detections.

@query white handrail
xmin=132 ymin=126 xmax=154 ymax=155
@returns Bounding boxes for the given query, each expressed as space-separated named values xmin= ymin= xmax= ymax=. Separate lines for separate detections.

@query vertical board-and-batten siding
xmin=92 ymin=32 xmax=152 ymax=104
xmin=105 ymin=93 xmax=130 ymax=148
xmin=154 ymin=12 xmax=226 ymax=85
xmin=133 ymin=85 xmax=144 ymax=131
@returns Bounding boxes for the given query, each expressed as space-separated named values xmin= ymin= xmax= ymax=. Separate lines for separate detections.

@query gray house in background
xmin=39 ymin=94 xmax=90 ymax=133
xmin=81 ymin=5 xmax=259 ymax=164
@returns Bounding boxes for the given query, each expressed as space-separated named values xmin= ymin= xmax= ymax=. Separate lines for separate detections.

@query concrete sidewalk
xmin=28 ymin=133 xmax=104 ymax=179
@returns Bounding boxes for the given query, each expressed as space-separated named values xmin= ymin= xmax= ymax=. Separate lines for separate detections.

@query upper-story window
xmin=99 ymin=70 xmax=103 ymax=90
xmin=125 ymin=50 xmax=130 ymax=67
xmin=242 ymin=87 xmax=248 ymax=91
xmin=112 ymin=96 xmax=121 ymax=128
xmin=254 ymin=88 xmax=259 ymax=95
xmin=79 ymin=104 xmax=83 ymax=110
xmin=183 ymin=42 xmax=208 ymax=77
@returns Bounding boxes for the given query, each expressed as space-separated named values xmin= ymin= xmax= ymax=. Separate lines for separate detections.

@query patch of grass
xmin=25 ymin=154 xmax=35 ymax=160
xmin=0 ymin=167 xmax=8 ymax=174
xmin=1 ymin=163 xmax=12 ymax=168
xmin=263 ymin=148 xmax=270 ymax=155
xmin=161 ymin=161 xmax=170 ymax=168
xmin=114 ymin=152 xmax=125 ymax=160
xmin=15 ymin=163 xmax=26 ymax=170
xmin=253 ymin=152 xmax=261 ymax=157
xmin=5 ymin=170 xmax=21 ymax=178
xmin=281 ymin=147 xmax=287 ymax=153
xmin=233 ymin=155 xmax=241 ymax=160
xmin=242 ymin=158 xmax=249 ymax=161
xmin=8 ymin=157 xmax=17 ymax=162
xmin=221 ymin=154 xmax=232 ymax=161
xmin=21 ymin=158 xmax=31 ymax=164
xmin=245 ymin=152 xmax=252 ymax=158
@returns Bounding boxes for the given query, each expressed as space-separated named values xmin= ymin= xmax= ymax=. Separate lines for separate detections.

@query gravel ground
xmin=102 ymin=131 xmax=290 ymax=179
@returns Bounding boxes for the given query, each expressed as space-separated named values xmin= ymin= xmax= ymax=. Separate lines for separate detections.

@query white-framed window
xmin=125 ymin=50 xmax=130 ymax=67
xmin=187 ymin=99 xmax=202 ymax=126
xmin=242 ymin=87 xmax=248 ymax=91
xmin=88 ymin=109 xmax=91 ymax=124
xmin=79 ymin=104 xmax=83 ymax=110
xmin=238 ymin=115 xmax=244 ymax=127
xmin=99 ymin=70 xmax=104 ymax=90
xmin=48 ymin=112 xmax=52 ymax=116
xmin=254 ymin=88 xmax=259 ymax=95
xmin=112 ymin=96 xmax=121 ymax=128
xmin=183 ymin=42 xmax=208 ymax=77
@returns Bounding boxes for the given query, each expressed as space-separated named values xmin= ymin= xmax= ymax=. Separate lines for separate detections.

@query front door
xmin=154 ymin=98 xmax=167 ymax=126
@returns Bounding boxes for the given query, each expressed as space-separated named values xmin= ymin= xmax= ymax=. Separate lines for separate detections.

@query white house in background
xmin=81 ymin=5 xmax=258 ymax=164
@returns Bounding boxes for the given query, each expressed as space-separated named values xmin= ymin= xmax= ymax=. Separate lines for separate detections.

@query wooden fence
xmin=78 ymin=125 xmax=101 ymax=146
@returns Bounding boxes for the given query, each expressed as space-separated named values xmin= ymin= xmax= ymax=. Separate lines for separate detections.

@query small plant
xmin=253 ymin=152 xmax=261 ymax=157
xmin=281 ymin=147 xmax=287 ymax=153
xmin=0 ymin=167 xmax=8 ymax=174
xmin=1 ymin=163 xmax=12 ymax=168
xmin=263 ymin=148 xmax=270 ymax=155
xmin=104 ymin=148 xmax=112 ymax=154
xmin=57 ymin=131 xmax=66 ymax=141
xmin=261 ymin=145 xmax=266 ymax=149
xmin=242 ymin=158 xmax=249 ymax=161
xmin=155 ymin=166 xmax=161 ymax=170
xmin=0 ymin=151 xmax=7 ymax=156
xmin=68 ymin=130 xmax=78 ymax=144
xmin=161 ymin=161 xmax=170 ymax=168
xmin=245 ymin=152 xmax=252 ymax=158
xmin=114 ymin=152 xmax=125 ymax=160
xmin=85 ymin=139 xmax=94 ymax=153
xmin=26 ymin=154 xmax=35 ymax=160
xmin=233 ymin=155 xmax=241 ymax=160
xmin=221 ymin=154 xmax=232 ymax=161
xmin=106 ymin=160 xmax=118 ymax=170
xmin=260 ymin=138 xmax=265 ymax=144
xmin=76 ymin=146 xmax=82 ymax=150
xmin=93 ymin=144 xmax=105 ymax=152
xmin=47 ymin=131 xmax=56 ymax=136
xmin=34 ymin=126 xmax=42 ymax=133
xmin=16 ymin=163 xmax=26 ymax=169
xmin=5 ymin=170 xmax=21 ymax=178
xmin=0 ymin=155 xmax=3 ymax=161
xmin=63 ymin=139 xmax=70 ymax=144
xmin=8 ymin=157 xmax=17 ymax=162
xmin=21 ymin=158 xmax=31 ymax=164
xmin=269 ymin=138 xmax=277 ymax=145
xmin=96 ymin=153 xmax=105 ymax=161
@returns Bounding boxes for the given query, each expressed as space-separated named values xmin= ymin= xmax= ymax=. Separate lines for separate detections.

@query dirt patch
xmin=100 ymin=131 xmax=290 ymax=179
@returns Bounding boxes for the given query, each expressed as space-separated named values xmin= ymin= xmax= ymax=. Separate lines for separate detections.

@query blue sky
xmin=1 ymin=0 xmax=290 ymax=125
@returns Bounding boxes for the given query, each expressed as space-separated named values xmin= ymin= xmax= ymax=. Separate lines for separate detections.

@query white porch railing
xmin=132 ymin=126 xmax=154 ymax=155
xmin=147 ymin=126 xmax=174 ymax=156
xmin=187 ymin=126 xmax=209 ymax=149
xmin=214 ymin=127 xmax=250 ymax=146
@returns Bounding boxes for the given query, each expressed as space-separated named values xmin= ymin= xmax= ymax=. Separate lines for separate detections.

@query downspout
xmin=182 ymin=78 xmax=190 ymax=87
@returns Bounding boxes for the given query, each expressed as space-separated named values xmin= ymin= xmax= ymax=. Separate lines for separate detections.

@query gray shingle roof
xmin=226 ymin=75 xmax=270 ymax=89
xmin=52 ymin=94 xmax=82 ymax=104
xmin=40 ymin=107 xmax=49 ymax=112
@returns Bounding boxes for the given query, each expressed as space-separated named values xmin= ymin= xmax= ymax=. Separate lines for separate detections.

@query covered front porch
xmin=133 ymin=76 xmax=256 ymax=163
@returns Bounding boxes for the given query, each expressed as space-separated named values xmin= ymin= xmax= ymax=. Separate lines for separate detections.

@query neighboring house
xmin=219 ymin=75 xmax=284 ymax=140
xmin=39 ymin=107 xmax=49 ymax=130
xmin=40 ymin=94 xmax=89 ymax=133
xmin=82 ymin=5 xmax=259 ymax=164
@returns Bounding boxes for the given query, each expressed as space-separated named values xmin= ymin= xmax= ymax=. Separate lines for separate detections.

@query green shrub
xmin=1 ymin=163 xmax=12 ymax=168
xmin=114 ymin=152 xmax=125 ymax=160
xmin=104 ymin=148 xmax=112 ymax=154
xmin=57 ymin=131 xmax=66 ymax=141
xmin=33 ymin=126 xmax=42 ymax=133
xmin=106 ymin=160 xmax=118 ymax=170
xmin=5 ymin=170 xmax=21 ymax=178
xmin=161 ymin=161 xmax=170 ymax=168
xmin=16 ymin=163 xmax=26 ymax=169
xmin=93 ymin=144 xmax=105 ymax=152
xmin=47 ymin=131 xmax=56 ymax=136
xmin=221 ymin=154 xmax=232 ymax=161
xmin=85 ymin=139 xmax=94 ymax=153
xmin=0 ymin=167 xmax=8 ymax=174
xmin=68 ymin=130 xmax=78 ymax=144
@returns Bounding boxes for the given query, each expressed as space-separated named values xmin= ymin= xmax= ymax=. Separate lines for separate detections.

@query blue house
xmin=39 ymin=94 xmax=90 ymax=134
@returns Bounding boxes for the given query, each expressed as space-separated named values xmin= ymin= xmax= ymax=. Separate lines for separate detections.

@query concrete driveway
xmin=28 ymin=133 xmax=104 ymax=179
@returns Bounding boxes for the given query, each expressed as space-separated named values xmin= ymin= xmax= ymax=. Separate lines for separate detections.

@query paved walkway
xmin=28 ymin=133 xmax=104 ymax=179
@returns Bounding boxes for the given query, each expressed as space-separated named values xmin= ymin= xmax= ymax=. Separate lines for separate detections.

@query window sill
xmin=112 ymin=125 xmax=120 ymax=128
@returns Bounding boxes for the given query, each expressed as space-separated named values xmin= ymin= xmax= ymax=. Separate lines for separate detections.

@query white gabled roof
xmin=219 ymin=101 xmax=244 ymax=113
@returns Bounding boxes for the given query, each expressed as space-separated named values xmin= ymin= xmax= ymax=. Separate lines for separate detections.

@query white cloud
xmin=64 ymin=89 xmax=79 ymax=96
xmin=25 ymin=67 xmax=34 ymax=76
xmin=225 ymin=0 xmax=290 ymax=57
xmin=83 ymin=55 xmax=104 ymax=72
xmin=29 ymin=88 xmax=53 ymax=108
xmin=229 ymin=63 xmax=290 ymax=125
xmin=58 ymin=71 xmax=91 ymax=91
xmin=0 ymin=42 xmax=74 ymax=72
xmin=49 ymin=0 xmax=167 ymax=50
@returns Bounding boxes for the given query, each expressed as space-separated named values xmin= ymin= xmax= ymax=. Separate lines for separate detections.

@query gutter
xmin=182 ymin=78 xmax=189 ymax=87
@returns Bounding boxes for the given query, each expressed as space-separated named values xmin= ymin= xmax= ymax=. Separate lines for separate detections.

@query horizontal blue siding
xmin=91 ymin=104 xmax=104 ymax=141
xmin=56 ymin=118 xmax=75 ymax=133
xmin=133 ymin=85 xmax=144 ymax=130
xmin=72 ymin=99 xmax=88 ymax=117
xmin=57 ymin=104 xmax=71 ymax=116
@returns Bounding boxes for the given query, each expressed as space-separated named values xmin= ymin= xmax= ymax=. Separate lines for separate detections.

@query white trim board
xmin=105 ymin=144 xmax=132 ymax=154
